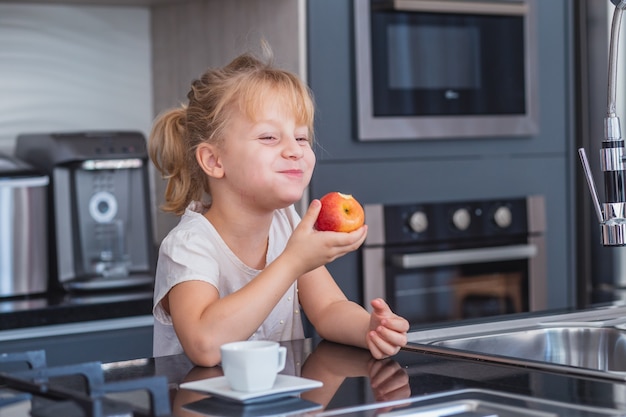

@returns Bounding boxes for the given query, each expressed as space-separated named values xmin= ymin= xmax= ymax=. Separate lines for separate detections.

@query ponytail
xmin=148 ymin=107 xmax=207 ymax=215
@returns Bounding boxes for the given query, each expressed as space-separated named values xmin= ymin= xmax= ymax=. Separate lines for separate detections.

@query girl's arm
xmin=298 ymin=266 xmax=370 ymax=348
xmin=298 ymin=267 xmax=409 ymax=358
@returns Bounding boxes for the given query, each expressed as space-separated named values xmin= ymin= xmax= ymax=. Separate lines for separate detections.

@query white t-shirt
xmin=152 ymin=201 xmax=305 ymax=357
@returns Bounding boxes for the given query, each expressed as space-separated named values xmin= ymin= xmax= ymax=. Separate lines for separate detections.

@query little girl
xmin=148 ymin=46 xmax=409 ymax=367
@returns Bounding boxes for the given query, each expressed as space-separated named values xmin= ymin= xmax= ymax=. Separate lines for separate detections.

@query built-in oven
xmin=362 ymin=195 xmax=546 ymax=327
xmin=354 ymin=0 xmax=539 ymax=140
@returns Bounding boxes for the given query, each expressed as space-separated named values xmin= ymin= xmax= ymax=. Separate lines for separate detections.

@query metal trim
xmin=392 ymin=244 xmax=538 ymax=269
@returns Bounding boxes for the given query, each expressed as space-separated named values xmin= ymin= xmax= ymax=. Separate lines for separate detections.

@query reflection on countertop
xmin=99 ymin=337 xmax=626 ymax=416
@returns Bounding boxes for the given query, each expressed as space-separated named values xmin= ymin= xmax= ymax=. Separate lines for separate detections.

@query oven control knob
xmin=452 ymin=208 xmax=471 ymax=231
xmin=408 ymin=211 xmax=428 ymax=233
xmin=494 ymin=205 xmax=513 ymax=228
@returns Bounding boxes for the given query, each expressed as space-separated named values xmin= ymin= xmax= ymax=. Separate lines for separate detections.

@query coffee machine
xmin=15 ymin=131 xmax=155 ymax=291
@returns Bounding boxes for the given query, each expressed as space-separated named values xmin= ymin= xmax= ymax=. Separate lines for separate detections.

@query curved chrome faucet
xmin=579 ymin=0 xmax=626 ymax=246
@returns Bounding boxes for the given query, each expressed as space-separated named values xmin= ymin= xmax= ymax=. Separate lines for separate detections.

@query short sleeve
xmin=152 ymin=227 xmax=220 ymax=325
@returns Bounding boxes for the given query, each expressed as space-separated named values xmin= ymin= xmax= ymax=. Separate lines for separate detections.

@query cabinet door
xmin=0 ymin=324 xmax=153 ymax=366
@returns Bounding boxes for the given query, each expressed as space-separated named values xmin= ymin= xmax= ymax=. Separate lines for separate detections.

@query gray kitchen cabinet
xmin=0 ymin=318 xmax=154 ymax=366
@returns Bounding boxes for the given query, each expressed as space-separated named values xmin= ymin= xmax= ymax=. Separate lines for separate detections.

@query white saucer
xmin=179 ymin=374 xmax=323 ymax=404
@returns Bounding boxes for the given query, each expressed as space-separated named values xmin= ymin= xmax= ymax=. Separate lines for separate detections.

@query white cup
xmin=220 ymin=341 xmax=287 ymax=392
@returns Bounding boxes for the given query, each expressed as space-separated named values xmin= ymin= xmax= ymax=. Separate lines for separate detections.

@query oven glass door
xmin=386 ymin=244 xmax=530 ymax=326
xmin=370 ymin=10 xmax=526 ymax=117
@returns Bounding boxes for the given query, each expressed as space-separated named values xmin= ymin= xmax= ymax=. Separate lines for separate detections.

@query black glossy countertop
xmin=2 ymin=286 xmax=626 ymax=415
xmin=0 ymin=287 xmax=153 ymax=331
xmin=100 ymin=337 xmax=626 ymax=416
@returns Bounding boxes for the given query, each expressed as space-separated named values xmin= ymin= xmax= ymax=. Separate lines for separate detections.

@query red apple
xmin=315 ymin=192 xmax=365 ymax=232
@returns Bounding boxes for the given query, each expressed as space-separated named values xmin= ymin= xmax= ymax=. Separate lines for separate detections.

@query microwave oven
xmin=354 ymin=0 xmax=539 ymax=141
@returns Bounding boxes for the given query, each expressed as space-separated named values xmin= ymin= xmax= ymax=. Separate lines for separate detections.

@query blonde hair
xmin=148 ymin=48 xmax=316 ymax=215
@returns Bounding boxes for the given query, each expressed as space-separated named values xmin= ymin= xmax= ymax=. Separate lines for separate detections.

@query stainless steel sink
xmin=432 ymin=326 xmax=626 ymax=373
xmin=406 ymin=305 xmax=626 ymax=381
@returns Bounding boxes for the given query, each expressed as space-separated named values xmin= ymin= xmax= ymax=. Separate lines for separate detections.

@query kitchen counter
xmin=0 ymin=288 xmax=153 ymax=332
xmin=97 ymin=337 xmax=626 ymax=416
xmin=0 ymin=288 xmax=154 ymax=366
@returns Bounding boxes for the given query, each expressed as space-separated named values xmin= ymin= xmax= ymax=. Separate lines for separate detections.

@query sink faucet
xmin=579 ymin=0 xmax=626 ymax=246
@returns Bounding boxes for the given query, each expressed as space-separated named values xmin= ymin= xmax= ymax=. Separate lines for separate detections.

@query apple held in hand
xmin=315 ymin=192 xmax=365 ymax=232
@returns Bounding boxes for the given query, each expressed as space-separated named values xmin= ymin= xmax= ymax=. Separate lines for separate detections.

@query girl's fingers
xmin=369 ymin=330 xmax=402 ymax=358
xmin=383 ymin=316 xmax=411 ymax=333
xmin=370 ymin=298 xmax=391 ymax=314
xmin=301 ymin=199 xmax=322 ymax=228
xmin=376 ymin=325 xmax=408 ymax=349
xmin=367 ymin=331 xmax=386 ymax=358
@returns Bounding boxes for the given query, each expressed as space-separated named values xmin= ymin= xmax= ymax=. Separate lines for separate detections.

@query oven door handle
xmin=391 ymin=244 xmax=537 ymax=269
xmin=388 ymin=1 xmax=528 ymax=16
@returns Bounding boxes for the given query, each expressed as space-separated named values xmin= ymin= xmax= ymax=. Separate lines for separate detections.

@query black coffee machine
xmin=15 ymin=131 xmax=155 ymax=291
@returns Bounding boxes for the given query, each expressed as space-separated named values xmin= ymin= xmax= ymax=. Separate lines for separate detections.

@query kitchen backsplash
xmin=0 ymin=3 xmax=152 ymax=152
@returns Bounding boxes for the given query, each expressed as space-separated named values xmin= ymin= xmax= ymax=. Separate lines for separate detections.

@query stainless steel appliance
xmin=15 ymin=131 xmax=155 ymax=292
xmin=362 ymin=195 xmax=546 ymax=327
xmin=0 ymin=154 xmax=49 ymax=297
xmin=353 ymin=0 xmax=539 ymax=140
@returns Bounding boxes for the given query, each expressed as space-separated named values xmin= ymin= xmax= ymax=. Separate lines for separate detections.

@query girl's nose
xmin=283 ymin=138 xmax=304 ymax=159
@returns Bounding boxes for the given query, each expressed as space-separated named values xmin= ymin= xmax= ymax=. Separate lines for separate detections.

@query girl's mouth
xmin=280 ymin=169 xmax=304 ymax=179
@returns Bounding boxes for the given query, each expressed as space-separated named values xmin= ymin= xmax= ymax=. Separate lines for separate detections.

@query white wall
xmin=0 ymin=3 xmax=152 ymax=154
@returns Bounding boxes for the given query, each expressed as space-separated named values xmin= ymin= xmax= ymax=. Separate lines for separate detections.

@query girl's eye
xmin=296 ymin=137 xmax=309 ymax=142
xmin=260 ymin=136 xmax=277 ymax=142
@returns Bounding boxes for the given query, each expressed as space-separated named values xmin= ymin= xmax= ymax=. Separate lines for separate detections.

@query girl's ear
xmin=196 ymin=143 xmax=224 ymax=178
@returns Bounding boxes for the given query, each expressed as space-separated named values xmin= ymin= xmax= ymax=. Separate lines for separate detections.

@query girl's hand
xmin=366 ymin=298 xmax=410 ymax=359
xmin=284 ymin=199 xmax=368 ymax=274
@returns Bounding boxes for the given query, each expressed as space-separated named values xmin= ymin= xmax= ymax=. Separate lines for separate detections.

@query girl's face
xmin=217 ymin=95 xmax=316 ymax=210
